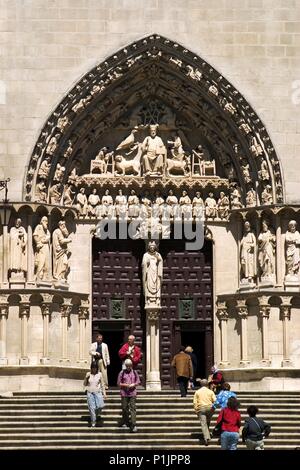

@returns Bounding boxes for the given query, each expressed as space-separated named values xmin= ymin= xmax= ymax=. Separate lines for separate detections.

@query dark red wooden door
xmin=92 ymin=237 xmax=213 ymax=388
xmin=92 ymin=238 xmax=146 ymax=384
xmin=160 ymin=239 xmax=213 ymax=388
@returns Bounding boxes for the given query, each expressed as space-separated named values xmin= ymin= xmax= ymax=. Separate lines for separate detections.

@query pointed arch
xmin=24 ymin=34 xmax=284 ymax=207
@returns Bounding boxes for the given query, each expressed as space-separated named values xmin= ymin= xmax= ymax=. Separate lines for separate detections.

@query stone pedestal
xmin=145 ymin=307 xmax=161 ymax=391
xmin=284 ymin=276 xmax=300 ymax=292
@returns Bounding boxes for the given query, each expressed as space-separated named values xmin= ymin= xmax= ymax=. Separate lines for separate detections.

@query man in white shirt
xmin=89 ymin=333 xmax=110 ymax=389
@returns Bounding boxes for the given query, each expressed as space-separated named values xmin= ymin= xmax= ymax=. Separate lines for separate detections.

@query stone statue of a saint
xmin=142 ymin=241 xmax=163 ymax=308
xmin=76 ymin=188 xmax=88 ymax=217
xmin=52 ymin=220 xmax=72 ymax=282
xmin=142 ymin=124 xmax=166 ymax=176
xmin=205 ymin=192 xmax=217 ymax=219
xmin=240 ymin=221 xmax=256 ymax=283
xmin=10 ymin=218 xmax=27 ymax=278
xmin=217 ymin=192 xmax=230 ymax=220
xmin=87 ymin=188 xmax=100 ymax=217
xmin=192 ymin=191 xmax=204 ymax=220
xmin=33 ymin=216 xmax=51 ymax=281
xmin=285 ymin=220 xmax=300 ymax=279
xmin=258 ymin=219 xmax=276 ymax=280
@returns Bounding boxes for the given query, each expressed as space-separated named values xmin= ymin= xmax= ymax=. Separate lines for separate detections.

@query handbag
xmin=212 ymin=409 xmax=224 ymax=437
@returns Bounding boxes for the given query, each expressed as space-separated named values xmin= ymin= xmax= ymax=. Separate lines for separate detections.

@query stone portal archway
xmin=20 ymin=34 xmax=289 ymax=391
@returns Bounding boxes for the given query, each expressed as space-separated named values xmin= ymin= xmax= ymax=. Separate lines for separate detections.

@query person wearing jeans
xmin=216 ymin=396 xmax=241 ymax=450
xmin=242 ymin=405 xmax=271 ymax=450
xmin=83 ymin=362 xmax=106 ymax=427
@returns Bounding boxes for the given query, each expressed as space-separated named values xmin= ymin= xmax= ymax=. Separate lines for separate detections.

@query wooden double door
xmin=92 ymin=237 xmax=213 ymax=388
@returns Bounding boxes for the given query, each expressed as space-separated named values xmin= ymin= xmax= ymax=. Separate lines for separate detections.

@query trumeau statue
xmin=240 ymin=221 xmax=256 ymax=283
xmin=33 ymin=216 xmax=51 ymax=281
xmin=10 ymin=218 xmax=27 ymax=277
xmin=142 ymin=124 xmax=166 ymax=176
xmin=142 ymin=240 xmax=163 ymax=309
xmin=258 ymin=219 xmax=276 ymax=280
xmin=52 ymin=220 xmax=72 ymax=282
xmin=285 ymin=220 xmax=300 ymax=279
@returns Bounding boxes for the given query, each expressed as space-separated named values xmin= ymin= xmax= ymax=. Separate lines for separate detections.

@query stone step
xmin=0 ymin=437 xmax=299 ymax=446
xmin=0 ymin=430 xmax=298 ymax=438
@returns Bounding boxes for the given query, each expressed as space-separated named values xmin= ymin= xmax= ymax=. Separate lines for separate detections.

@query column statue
xmin=33 ymin=216 xmax=51 ymax=281
xmin=285 ymin=220 xmax=300 ymax=279
xmin=52 ymin=220 xmax=72 ymax=282
xmin=258 ymin=219 xmax=276 ymax=280
xmin=142 ymin=241 xmax=163 ymax=308
xmin=240 ymin=221 xmax=256 ymax=283
xmin=9 ymin=218 xmax=27 ymax=278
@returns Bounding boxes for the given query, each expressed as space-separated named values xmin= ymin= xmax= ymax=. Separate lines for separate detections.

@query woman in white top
xmin=83 ymin=362 xmax=106 ymax=427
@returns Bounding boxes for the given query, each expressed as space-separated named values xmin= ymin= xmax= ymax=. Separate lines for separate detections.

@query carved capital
xmin=42 ymin=293 xmax=53 ymax=304
xmin=146 ymin=308 xmax=160 ymax=322
xmin=19 ymin=303 xmax=30 ymax=317
xmin=60 ymin=303 xmax=72 ymax=317
xmin=78 ymin=306 xmax=89 ymax=320
xmin=258 ymin=296 xmax=270 ymax=318
xmin=217 ymin=301 xmax=228 ymax=320
xmin=20 ymin=294 xmax=31 ymax=304
xmin=280 ymin=304 xmax=291 ymax=321
xmin=236 ymin=300 xmax=248 ymax=318
xmin=0 ymin=304 xmax=9 ymax=318
xmin=0 ymin=294 xmax=9 ymax=304
xmin=41 ymin=303 xmax=51 ymax=316
xmin=280 ymin=296 xmax=292 ymax=307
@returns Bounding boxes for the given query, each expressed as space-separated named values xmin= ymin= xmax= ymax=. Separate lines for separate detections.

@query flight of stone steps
xmin=0 ymin=390 xmax=299 ymax=450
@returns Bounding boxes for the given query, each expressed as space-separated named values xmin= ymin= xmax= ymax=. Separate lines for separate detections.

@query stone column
xmin=217 ymin=301 xmax=230 ymax=367
xmin=237 ymin=299 xmax=250 ymax=366
xmin=258 ymin=296 xmax=271 ymax=366
xmin=40 ymin=294 xmax=53 ymax=364
xmin=0 ymin=298 xmax=9 ymax=364
xmin=60 ymin=301 xmax=72 ymax=363
xmin=19 ymin=298 xmax=30 ymax=365
xmin=26 ymin=214 xmax=35 ymax=285
xmin=78 ymin=304 xmax=89 ymax=363
xmin=146 ymin=307 xmax=161 ymax=391
xmin=280 ymin=297 xmax=292 ymax=367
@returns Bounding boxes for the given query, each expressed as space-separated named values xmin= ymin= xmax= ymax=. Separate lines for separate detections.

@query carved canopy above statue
xmin=24 ymin=34 xmax=284 ymax=209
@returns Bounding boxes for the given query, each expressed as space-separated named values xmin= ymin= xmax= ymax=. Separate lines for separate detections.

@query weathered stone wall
xmin=0 ymin=0 xmax=299 ymax=203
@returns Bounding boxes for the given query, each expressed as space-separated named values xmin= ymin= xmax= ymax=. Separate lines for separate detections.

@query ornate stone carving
xmin=49 ymin=183 xmax=62 ymax=205
xmin=60 ymin=302 xmax=72 ymax=317
xmin=52 ymin=220 xmax=72 ymax=282
xmin=246 ymin=188 xmax=256 ymax=207
xmin=236 ymin=300 xmax=248 ymax=318
xmin=230 ymin=184 xmax=243 ymax=209
xmin=76 ymin=188 xmax=88 ymax=217
xmin=142 ymin=240 xmax=163 ymax=308
xmin=33 ymin=216 xmax=51 ymax=281
xmin=240 ymin=221 xmax=256 ymax=283
xmin=205 ymin=192 xmax=217 ymax=220
xmin=63 ymin=184 xmax=76 ymax=206
xmin=91 ymin=146 xmax=114 ymax=175
xmin=87 ymin=189 xmax=100 ymax=217
xmin=35 ymin=181 xmax=47 ymax=203
xmin=9 ymin=218 xmax=27 ymax=278
xmin=192 ymin=192 xmax=204 ymax=220
xmin=285 ymin=220 xmax=300 ymax=280
xmin=261 ymin=185 xmax=273 ymax=205
xmin=217 ymin=301 xmax=228 ymax=320
xmin=142 ymin=124 xmax=166 ymax=176
xmin=78 ymin=305 xmax=89 ymax=320
xmin=100 ymin=189 xmax=114 ymax=217
xmin=217 ymin=192 xmax=229 ymax=220
xmin=46 ymin=134 xmax=60 ymax=156
xmin=38 ymin=158 xmax=51 ymax=179
xmin=128 ymin=189 xmax=140 ymax=218
xmin=258 ymin=219 xmax=276 ymax=281
xmin=115 ymin=189 xmax=127 ymax=218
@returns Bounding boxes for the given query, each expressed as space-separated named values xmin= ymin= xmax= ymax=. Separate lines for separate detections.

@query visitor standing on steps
xmin=171 ymin=346 xmax=193 ymax=397
xmin=83 ymin=362 xmax=106 ymax=427
xmin=117 ymin=358 xmax=140 ymax=433
xmin=118 ymin=335 xmax=142 ymax=369
xmin=89 ymin=332 xmax=110 ymax=389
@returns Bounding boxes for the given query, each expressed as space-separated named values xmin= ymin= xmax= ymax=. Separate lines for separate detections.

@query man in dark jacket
xmin=242 ymin=405 xmax=271 ymax=450
xmin=171 ymin=346 xmax=193 ymax=397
